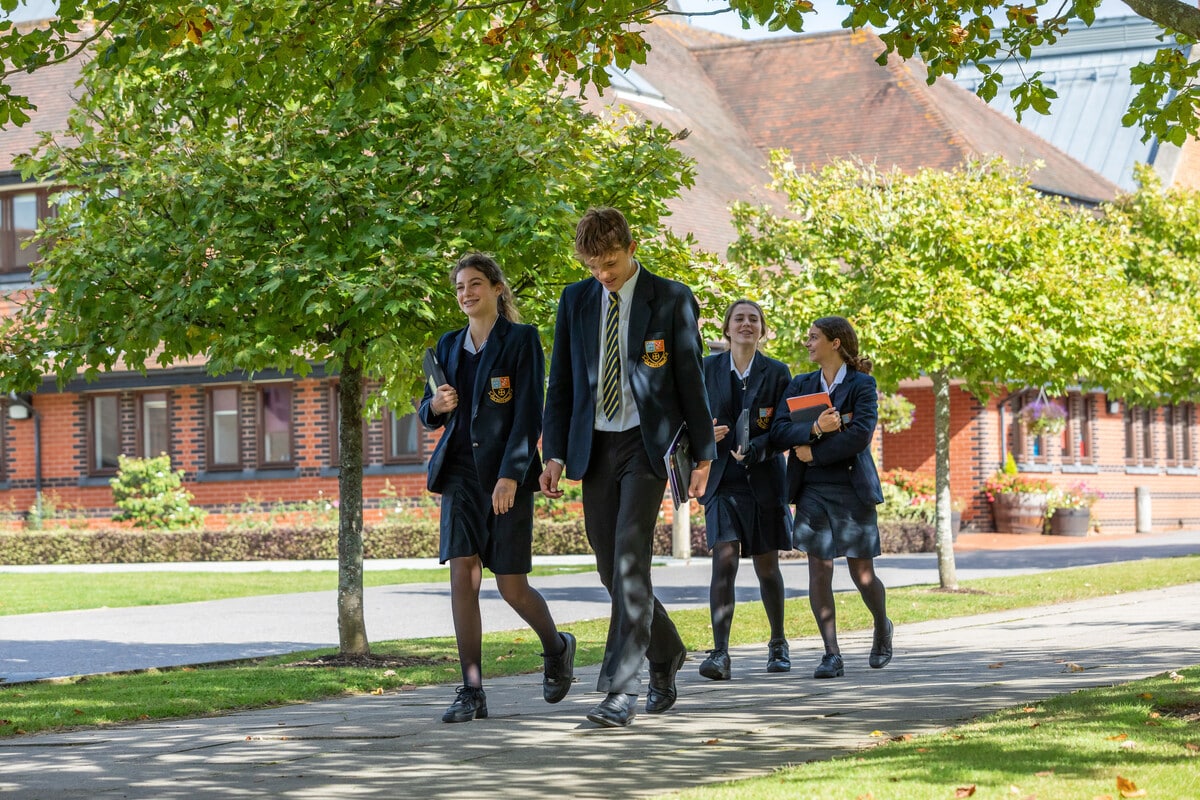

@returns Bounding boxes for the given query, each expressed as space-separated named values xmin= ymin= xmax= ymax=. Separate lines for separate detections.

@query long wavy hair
xmin=451 ymin=253 xmax=519 ymax=323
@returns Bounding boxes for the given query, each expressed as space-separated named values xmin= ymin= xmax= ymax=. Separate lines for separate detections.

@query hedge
xmin=0 ymin=519 xmax=934 ymax=565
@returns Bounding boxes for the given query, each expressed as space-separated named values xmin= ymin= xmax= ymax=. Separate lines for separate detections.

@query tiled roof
xmin=0 ymin=47 xmax=84 ymax=174
xmin=690 ymin=28 xmax=1118 ymax=204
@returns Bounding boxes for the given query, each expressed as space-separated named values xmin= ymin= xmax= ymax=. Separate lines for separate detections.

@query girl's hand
xmin=793 ymin=445 xmax=814 ymax=463
xmin=492 ymin=478 xmax=518 ymax=516
xmin=713 ymin=417 xmax=729 ymax=443
xmin=431 ymin=384 xmax=458 ymax=415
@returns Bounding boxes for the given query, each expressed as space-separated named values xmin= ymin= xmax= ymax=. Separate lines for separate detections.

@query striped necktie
xmin=602 ymin=291 xmax=621 ymax=420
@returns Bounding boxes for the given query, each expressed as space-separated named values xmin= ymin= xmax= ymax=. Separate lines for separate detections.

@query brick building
xmin=2 ymin=16 xmax=1197 ymax=533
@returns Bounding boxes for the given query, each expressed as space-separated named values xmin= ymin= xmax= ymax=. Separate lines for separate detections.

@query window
xmin=1 ymin=187 xmax=53 ymax=273
xmin=209 ymin=387 xmax=241 ymax=468
xmin=259 ymin=384 xmax=293 ymax=466
xmin=88 ymin=394 xmax=121 ymax=474
xmin=1064 ymin=392 xmax=1094 ymax=464
xmin=1165 ymin=404 xmax=1195 ymax=467
xmin=384 ymin=409 xmax=423 ymax=464
xmin=1124 ymin=407 xmax=1155 ymax=466
xmin=0 ymin=396 xmax=7 ymax=482
xmin=1013 ymin=390 xmax=1064 ymax=464
xmin=138 ymin=392 xmax=169 ymax=459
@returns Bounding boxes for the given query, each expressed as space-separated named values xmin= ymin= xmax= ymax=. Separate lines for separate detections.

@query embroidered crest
xmin=488 ymin=376 xmax=513 ymax=404
xmin=756 ymin=407 xmax=773 ymax=429
xmin=641 ymin=339 xmax=668 ymax=368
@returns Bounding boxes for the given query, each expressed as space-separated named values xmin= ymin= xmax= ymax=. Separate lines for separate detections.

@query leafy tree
xmin=3 ymin=1 xmax=1196 ymax=142
xmin=0 ymin=5 xmax=727 ymax=655
xmin=1103 ymin=164 xmax=1200 ymax=404
xmin=730 ymin=155 xmax=1145 ymax=589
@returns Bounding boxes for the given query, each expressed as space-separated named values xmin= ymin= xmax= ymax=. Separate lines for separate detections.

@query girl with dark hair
xmin=769 ymin=315 xmax=892 ymax=679
xmin=696 ymin=300 xmax=793 ymax=680
xmin=419 ymin=253 xmax=575 ymax=722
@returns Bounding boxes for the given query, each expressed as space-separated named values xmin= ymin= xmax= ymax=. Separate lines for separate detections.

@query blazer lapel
xmin=472 ymin=316 xmax=509 ymax=414
xmin=625 ymin=262 xmax=654 ymax=372
xmin=744 ymin=352 xmax=766 ymax=411
xmin=580 ymin=280 xmax=603 ymax=394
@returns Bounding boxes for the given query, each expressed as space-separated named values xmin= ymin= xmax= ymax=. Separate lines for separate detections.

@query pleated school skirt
xmin=438 ymin=462 xmax=534 ymax=574
xmin=792 ymin=482 xmax=880 ymax=560
xmin=704 ymin=484 xmax=791 ymax=557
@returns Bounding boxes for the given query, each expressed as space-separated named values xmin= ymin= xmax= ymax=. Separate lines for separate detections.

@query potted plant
xmin=984 ymin=453 xmax=1054 ymax=534
xmin=1045 ymin=482 xmax=1102 ymax=536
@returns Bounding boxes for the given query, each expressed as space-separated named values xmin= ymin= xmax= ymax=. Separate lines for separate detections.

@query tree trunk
xmin=932 ymin=369 xmax=958 ymax=590
xmin=337 ymin=362 xmax=369 ymax=655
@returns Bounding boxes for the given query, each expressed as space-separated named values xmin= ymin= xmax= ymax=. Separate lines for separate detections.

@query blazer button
xmin=472 ymin=442 xmax=480 ymax=448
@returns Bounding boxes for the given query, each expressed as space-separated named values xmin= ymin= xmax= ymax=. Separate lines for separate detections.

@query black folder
xmin=664 ymin=423 xmax=692 ymax=509
xmin=735 ymin=407 xmax=750 ymax=454
xmin=423 ymin=347 xmax=447 ymax=394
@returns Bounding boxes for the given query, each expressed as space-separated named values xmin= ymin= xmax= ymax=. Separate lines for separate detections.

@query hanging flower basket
xmin=1022 ymin=392 xmax=1067 ymax=437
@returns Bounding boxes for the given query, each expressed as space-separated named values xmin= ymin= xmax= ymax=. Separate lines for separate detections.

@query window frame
xmin=206 ymin=385 xmax=243 ymax=471
xmin=135 ymin=391 xmax=171 ymax=461
xmin=1124 ymin=406 xmax=1156 ymax=467
xmin=383 ymin=407 xmax=425 ymax=465
xmin=256 ymin=382 xmax=296 ymax=468
xmin=86 ymin=392 xmax=123 ymax=477
xmin=0 ymin=186 xmax=54 ymax=274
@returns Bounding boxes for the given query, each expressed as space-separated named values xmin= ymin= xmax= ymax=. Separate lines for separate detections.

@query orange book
xmin=786 ymin=391 xmax=832 ymax=424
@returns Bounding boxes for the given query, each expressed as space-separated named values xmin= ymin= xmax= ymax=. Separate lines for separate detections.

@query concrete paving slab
xmin=2 ymin=583 xmax=1198 ymax=799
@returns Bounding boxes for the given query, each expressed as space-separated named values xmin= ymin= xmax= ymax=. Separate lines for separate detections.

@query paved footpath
xmin=2 ymin=583 xmax=1199 ymax=799
xmin=2 ymin=530 xmax=1198 ymax=683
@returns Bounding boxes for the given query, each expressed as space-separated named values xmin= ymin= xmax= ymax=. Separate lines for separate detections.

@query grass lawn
xmin=0 ymin=555 xmax=1197 ymax=740
xmin=0 ymin=564 xmax=593 ymax=616
xmin=657 ymin=666 xmax=1200 ymax=800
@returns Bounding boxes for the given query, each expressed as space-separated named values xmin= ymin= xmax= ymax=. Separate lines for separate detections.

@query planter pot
xmin=1049 ymin=507 xmax=1090 ymax=536
xmin=950 ymin=510 xmax=962 ymax=541
xmin=991 ymin=493 xmax=1048 ymax=534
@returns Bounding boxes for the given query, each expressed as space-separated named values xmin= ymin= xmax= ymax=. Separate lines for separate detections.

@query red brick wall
xmin=880 ymin=383 xmax=1200 ymax=534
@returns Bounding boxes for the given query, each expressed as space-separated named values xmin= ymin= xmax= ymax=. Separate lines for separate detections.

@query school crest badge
xmin=488 ymin=376 xmax=512 ymax=404
xmin=641 ymin=339 xmax=668 ymax=368
xmin=757 ymin=407 xmax=773 ymax=430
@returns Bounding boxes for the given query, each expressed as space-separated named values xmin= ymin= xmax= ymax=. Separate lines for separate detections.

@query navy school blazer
xmin=418 ymin=315 xmax=544 ymax=494
xmin=542 ymin=263 xmax=717 ymax=480
xmin=698 ymin=351 xmax=793 ymax=529
xmin=768 ymin=366 xmax=884 ymax=508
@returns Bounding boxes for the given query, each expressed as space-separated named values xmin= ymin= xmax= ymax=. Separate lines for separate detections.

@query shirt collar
xmin=820 ymin=363 xmax=848 ymax=395
xmin=729 ymin=352 xmax=755 ymax=380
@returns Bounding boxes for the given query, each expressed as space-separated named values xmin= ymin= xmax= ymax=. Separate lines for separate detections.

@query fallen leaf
xmin=955 ymin=786 xmax=977 ymax=798
xmin=1116 ymin=775 xmax=1146 ymax=798
xmin=1119 ymin=741 xmax=1137 ymax=750
xmin=1139 ymin=693 xmax=1154 ymax=700
xmin=137 ymin=714 xmax=149 ymax=720
xmin=181 ymin=667 xmax=195 ymax=672
xmin=1185 ymin=742 xmax=1199 ymax=752
xmin=382 ymin=670 xmax=397 ymax=677
xmin=1036 ymin=771 xmax=1055 ymax=778
xmin=1144 ymin=719 xmax=1161 ymax=727
xmin=917 ymin=747 xmax=930 ymax=753
xmin=496 ymin=650 xmax=515 ymax=662
xmin=1030 ymin=722 xmax=1041 ymax=729
xmin=988 ymin=662 xmax=1005 ymax=669
xmin=869 ymin=730 xmax=888 ymax=737
xmin=15 ymin=729 xmax=26 ymax=734
xmin=1107 ymin=734 xmax=1129 ymax=741
xmin=1022 ymin=707 xmax=1038 ymax=713
xmin=703 ymin=738 xmax=721 ymax=745
xmin=0 ymin=720 xmax=9 ymax=726
xmin=371 ymin=687 xmax=384 ymax=695
xmin=72 ymin=709 xmax=84 ymax=715
xmin=1148 ymin=711 xmax=1161 ymax=718
xmin=1064 ymin=663 xmax=1086 ymax=673
xmin=1094 ymin=795 xmax=1114 ymax=800
xmin=892 ymin=733 xmax=915 ymax=742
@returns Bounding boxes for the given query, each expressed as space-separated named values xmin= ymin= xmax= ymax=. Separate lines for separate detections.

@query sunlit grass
xmin=1 ymin=556 xmax=1197 ymax=738
xmin=658 ymin=667 xmax=1200 ymax=800
xmin=0 ymin=564 xmax=592 ymax=616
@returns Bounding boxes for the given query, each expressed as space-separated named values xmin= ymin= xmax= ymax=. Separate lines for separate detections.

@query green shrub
xmin=110 ymin=455 xmax=206 ymax=529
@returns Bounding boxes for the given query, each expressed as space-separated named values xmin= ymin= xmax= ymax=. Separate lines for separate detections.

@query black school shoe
xmin=698 ymin=648 xmax=731 ymax=681
xmin=442 ymin=686 xmax=488 ymax=723
xmin=766 ymin=638 xmax=791 ymax=673
xmin=542 ymin=632 xmax=577 ymax=703
xmin=813 ymin=653 xmax=844 ymax=679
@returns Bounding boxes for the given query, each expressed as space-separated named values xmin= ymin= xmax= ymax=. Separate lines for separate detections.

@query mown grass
xmin=658 ymin=666 xmax=1200 ymax=800
xmin=0 ymin=564 xmax=592 ymax=616
xmin=0 ymin=556 xmax=1197 ymax=739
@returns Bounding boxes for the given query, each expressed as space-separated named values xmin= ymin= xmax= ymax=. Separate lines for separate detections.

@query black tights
xmin=708 ymin=541 xmax=787 ymax=651
xmin=449 ymin=556 xmax=561 ymax=688
xmin=807 ymin=555 xmax=888 ymax=655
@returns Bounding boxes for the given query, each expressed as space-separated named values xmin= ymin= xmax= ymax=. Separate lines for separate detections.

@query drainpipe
xmin=995 ymin=390 xmax=1020 ymax=469
xmin=7 ymin=392 xmax=42 ymax=523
